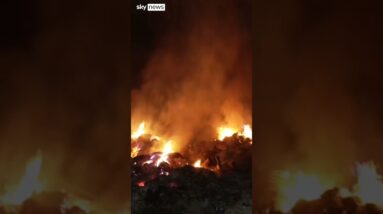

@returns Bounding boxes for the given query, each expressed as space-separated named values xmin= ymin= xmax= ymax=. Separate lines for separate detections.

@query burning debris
xmin=131 ymin=1 xmax=252 ymax=212
xmin=131 ymin=121 xmax=252 ymax=172
xmin=131 ymin=122 xmax=252 ymax=213
xmin=257 ymin=162 xmax=383 ymax=214
xmin=217 ymin=124 xmax=252 ymax=142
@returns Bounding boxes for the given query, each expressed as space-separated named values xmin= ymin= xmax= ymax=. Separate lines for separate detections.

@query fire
xmin=217 ymin=124 xmax=252 ymax=141
xmin=243 ymin=124 xmax=252 ymax=139
xmin=1 ymin=153 xmax=43 ymax=205
xmin=354 ymin=162 xmax=383 ymax=206
xmin=130 ymin=121 xmax=178 ymax=167
xmin=132 ymin=122 xmax=146 ymax=139
xmin=275 ymin=171 xmax=334 ymax=212
xmin=218 ymin=127 xmax=237 ymax=141
xmin=162 ymin=141 xmax=174 ymax=154
xmin=131 ymin=146 xmax=140 ymax=158
xmin=194 ymin=160 xmax=202 ymax=168
xmin=155 ymin=141 xmax=174 ymax=167
xmin=131 ymin=120 xmax=251 ymax=171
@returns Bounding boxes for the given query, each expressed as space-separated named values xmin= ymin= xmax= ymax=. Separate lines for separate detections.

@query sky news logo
xmin=136 ymin=4 xmax=166 ymax=11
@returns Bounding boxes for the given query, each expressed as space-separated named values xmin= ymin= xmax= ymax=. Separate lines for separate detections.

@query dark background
xmin=253 ymin=0 xmax=383 ymax=208
xmin=132 ymin=0 xmax=252 ymax=89
xmin=0 ymin=0 xmax=130 ymax=211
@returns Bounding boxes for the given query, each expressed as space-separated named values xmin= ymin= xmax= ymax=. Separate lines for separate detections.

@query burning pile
xmin=0 ymin=153 xmax=98 ymax=214
xmin=258 ymin=162 xmax=383 ymax=214
xmin=131 ymin=122 xmax=252 ymax=170
xmin=131 ymin=121 xmax=252 ymax=213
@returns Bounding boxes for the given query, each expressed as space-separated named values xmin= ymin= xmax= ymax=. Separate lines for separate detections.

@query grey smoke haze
xmin=253 ymin=0 xmax=383 ymax=205
xmin=0 ymin=0 xmax=130 ymax=212
xmin=132 ymin=0 xmax=252 ymax=151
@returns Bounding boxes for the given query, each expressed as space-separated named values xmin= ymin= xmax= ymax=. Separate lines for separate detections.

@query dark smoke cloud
xmin=253 ymin=0 xmax=383 ymax=206
xmin=132 ymin=0 xmax=252 ymax=151
xmin=0 ymin=0 xmax=130 ymax=212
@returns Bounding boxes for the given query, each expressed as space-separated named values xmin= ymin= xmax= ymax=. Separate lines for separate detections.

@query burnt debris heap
xmin=132 ymin=134 xmax=252 ymax=214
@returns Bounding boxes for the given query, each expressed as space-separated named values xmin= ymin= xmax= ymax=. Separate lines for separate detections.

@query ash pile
xmin=0 ymin=191 xmax=91 ymax=214
xmin=257 ymin=188 xmax=383 ymax=214
xmin=132 ymin=134 xmax=252 ymax=214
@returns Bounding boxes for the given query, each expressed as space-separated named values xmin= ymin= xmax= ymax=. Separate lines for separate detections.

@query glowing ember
xmin=155 ymin=141 xmax=174 ymax=167
xmin=132 ymin=122 xmax=145 ymax=139
xmin=194 ymin=160 xmax=202 ymax=168
xmin=1 ymin=153 xmax=43 ymax=205
xmin=354 ymin=162 xmax=383 ymax=206
xmin=275 ymin=171 xmax=334 ymax=212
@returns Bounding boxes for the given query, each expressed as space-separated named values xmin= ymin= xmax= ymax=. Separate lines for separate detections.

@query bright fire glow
xmin=218 ymin=127 xmax=236 ymax=141
xmin=243 ymin=124 xmax=252 ymax=139
xmin=354 ymin=162 xmax=383 ymax=206
xmin=132 ymin=122 xmax=145 ymax=139
xmin=217 ymin=124 xmax=252 ymax=141
xmin=0 ymin=153 xmax=43 ymax=205
xmin=194 ymin=160 xmax=202 ymax=168
xmin=155 ymin=141 xmax=174 ymax=167
xmin=131 ymin=146 xmax=140 ymax=158
xmin=275 ymin=171 xmax=334 ymax=212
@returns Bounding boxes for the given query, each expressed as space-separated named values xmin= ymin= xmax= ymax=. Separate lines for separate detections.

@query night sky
xmin=132 ymin=0 xmax=252 ymax=89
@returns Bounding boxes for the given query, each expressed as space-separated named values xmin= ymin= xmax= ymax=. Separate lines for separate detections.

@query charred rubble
xmin=132 ymin=134 xmax=252 ymax=214
xmin=255 ymin=188 xmax=383 ymax=214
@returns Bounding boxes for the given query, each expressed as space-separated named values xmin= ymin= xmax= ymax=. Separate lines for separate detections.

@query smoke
xmin=253 ymin=0 xmax=383 ymax=204
xmin=132 ymin=0 xmax=252 ymax=151
xmin=0 ymin=0 xmax=130 ymax=212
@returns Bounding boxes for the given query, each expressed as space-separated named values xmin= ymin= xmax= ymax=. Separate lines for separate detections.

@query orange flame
xmin=1 ymin=153 xmax=43 ymax=205
xmin=131 ymin=146 xmax=140 ymax=158
xmin=217 ymin=127 xmax=236 ymax=141
xmin=155 ymin=141 xmax=174 ymax=167
xmin=194 ymin=160 xmax=202 ymax=168
xmin=217 ymin=124 xmax=252 ymax=141
xmin=132 ymin=122 xmax=145 ymax=139
xmin=243 ymin=124 xmax=252 ymax=139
